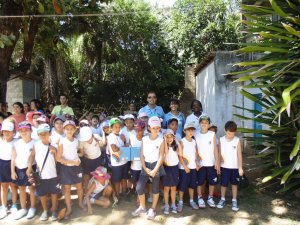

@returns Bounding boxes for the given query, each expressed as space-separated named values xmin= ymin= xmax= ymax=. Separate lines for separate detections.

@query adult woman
xmin=30 ymin=99 xmax=44 ymax=114
xmin=185 ymin=99 xmax=206 ymax=134
xmin=23 ymin=103 xmax=30 ymax=115
xmin=9 ymin=102 xmax=26 ymax=128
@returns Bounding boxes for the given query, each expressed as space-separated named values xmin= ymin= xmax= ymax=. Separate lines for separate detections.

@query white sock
xmin=179 ymin=200 xmax=183 ymax=205
xmin=189 ymin=199 xmax=194 ymax=203
xmin=221 ymin=197 xmax=225 ymax=201
xmin=232 ymin=198 xmax=237 ymax=202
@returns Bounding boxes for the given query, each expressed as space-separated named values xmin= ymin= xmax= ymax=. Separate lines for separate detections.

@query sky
xmin=146 ymin=0 xmax=176 ymax=7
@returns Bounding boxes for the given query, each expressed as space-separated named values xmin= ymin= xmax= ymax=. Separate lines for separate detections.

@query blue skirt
xmin=13 ymin=165 xmax=37 ymax=186
xmin=0 ymin=159 xmax=12 ymax=183
xmin=81 ymin=156 xmax=102 ymax=175
xmin=60 ymin=164 xmax=83 ymax=185
xmin=163 ymin=165 xmax=179 ymax=187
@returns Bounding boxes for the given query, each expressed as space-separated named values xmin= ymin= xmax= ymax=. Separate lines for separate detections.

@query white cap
xmin=78 ymin=126 xmax=93 ymax=142
xmin=124 ymin=114 xmax=135 ymax=120
xmin=138 ymin=112 xmax=148 ymax=118
xmin=1 ymin=120 xmax=14 ymax=132
xmin=148 ymin=116 xmax=161 ymax=128
xmin=184 ymin=122 xmax=196 ymax=130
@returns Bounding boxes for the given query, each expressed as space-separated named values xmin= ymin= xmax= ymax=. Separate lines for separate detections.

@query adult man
xmin=138 ymin=91 xmax=164 ymax=118
xmin=50 ymin=94 xmax=74 ymax=124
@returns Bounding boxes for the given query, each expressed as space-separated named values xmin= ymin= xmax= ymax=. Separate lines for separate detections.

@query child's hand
xmin=215 ymin=163 xmax=220 ymax=175
xmin=149 ymin=169 xmax=157 ymax=178
xmin=196 ymin=164 xmax=201 ymax=171
xmin=11 ymin=172 xmax=17 ymax=180
xmin=26 ymin=168 xmax=32 ymax=177
xmin=184 ymin=167 xmax=190 ymax=174
xmin=238 ymin=168 xmax=244 ymax=176
xmin=49 ymin=146 xmax=56 ymax=154
xmin=120 ymin=134 xmax=126 ymax=143
xmin=88 ymin=207 xmax=93 ymax=215
xmin=74 ymin=159 xmax=81 ymax=166
xmin=145 ymin=168 xmax=152 ymax=175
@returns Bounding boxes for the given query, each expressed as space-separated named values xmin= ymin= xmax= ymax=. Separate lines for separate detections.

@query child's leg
xmin=163 ymin=186 xmax=170 ymax=205
xmin=10 ymin=182 xmax=18 ymax=204
xmin=121 ymin=179 xmax=127 ymax=193
xmin=19 ymin=186 xmax=27 ymax=209
xmin=232 ymin=185 xmax=238 ymax=199
xmin=50 ymin=194 xmax=58 ymax=212
xmin=136 ymin=175 xmax=149 ymax=209
xmin=114 ymin=182 xmax=120 ymax=196
xmin=151 ymin=177 xmax=160 ymax=210
xmin=209 ymin=185 xmax=215 ymax=197
xmin=1 ymin=183 xmax=9 ymax=207
xmin=29 ymin=186 xmax=36 ymax=208
xmin=75 ymin=183 xmax=84 ymax=208
xmin=197 ymin=185 xmax=204 ymax=197
xmin=138 ymin=194 xmax=146 ymax=209
xmin=94 ymin=187 xmax=113 ymax=208
xmin=179 ymin=191 xmax=184 ymax=202
xmin=83 ymin=175 xmax=90 ymax=193
xmin=188 ymin=188 xmax=194 ymax=201
xmin=221 ymin=186 xmax=227 ymax=198
xmin=64 ymin=185 xmax=72 ymax=213
xmin=170 ymin=186 xmax=176 ymax=206
xmin=40 ymin=196 xmax=48 ymax=211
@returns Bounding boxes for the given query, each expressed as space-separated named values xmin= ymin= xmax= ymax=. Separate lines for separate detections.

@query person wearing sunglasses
xmin=138 ymin=91 xmax=165 ymax=119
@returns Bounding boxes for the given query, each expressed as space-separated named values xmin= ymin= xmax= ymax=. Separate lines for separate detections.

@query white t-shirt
xmin=195 ymin=131 xmax=216 ymax=167
xmin=14 ymin=139 xmax=35 ymax=169
xmin=165 ymin=145 xmax=179 ymax=167
xmin=120 ymin=127 xmax=136 ymax=145
xmin=0 ymin=138 xmax=16 ymax=160
xmin=91 ymin=126 xmax=102 ymax=136
xmin=34 ymin=140 xmax=57 ymax=179
xmin=179 ymin=138 xmax=197 ymax=169
xmin=50 ymin=130 xmax=65 ymax=148
xmin=79 ymin=135 xmax=101 ymax=159
xmin=142 ymin=135 xmax=163 ymax=163
xmin=31 ymin=127 xmax=39 ymax=140
xmin=90 ymin=178 xmax=109 ymax=198
xmin=107 ymin=133 xmax=127 ymax=166
xmin=129 ymin=135 xmax=142 ymax=170
xmin=220 ymin=136 xmax=240 ymax=169
xmin=185 ymin=112 xmax=208 ymax=134
xmin=59 ymin=137 xmax=80 ymax=161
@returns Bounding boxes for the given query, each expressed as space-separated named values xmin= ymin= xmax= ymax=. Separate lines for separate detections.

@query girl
xmin=85 ymin=166 xmax=113 ymax=214
xmin=9 ymin=102 xmax=26 ymax=129
xmin=132 ymin=116 xmax=164 ymax=220
xmin=57 ymin=120 xmax=84 ymax=219
xmin=107 ymin=118 xmax=128 ymax=199
xmin=163 ymin=129 xmax=181 ymax=215
xmin=11 ymin=121 xmax=36 ymax=220
xmin=50 ymin=115 xmax=65 ymax=146
xmin=0 ymin=119 xmax=18 ymax=219
xmin=120 ymin=114 xmax=135 ymax=145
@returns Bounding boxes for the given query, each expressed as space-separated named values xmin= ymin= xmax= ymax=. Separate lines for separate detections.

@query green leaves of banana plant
xmin=235 ymin=0 xmax=300 ymax=192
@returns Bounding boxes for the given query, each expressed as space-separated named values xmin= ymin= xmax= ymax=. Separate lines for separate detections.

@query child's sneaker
xmin=232 ymin=200 xmax=239 ymax=211
xmin=14 ymin=209 xmax=28 ymax=220
xmin=207 ymin=197 xmax=216 ymax=208
xmin=190 ymin=201 xmax=199 ymax=210
xmin=40 ymin=211 xmax=48 ymax=221
xmin=171 ymin=205 xmax=177 ymax=214
xmin=163 ymin=205 xmax=170 ymax=215
xmin=0 ymin=207 xmax=8 ymax=220
xmin=131 ymin=207 xmax=146 ymax=217
xmin=147 ymin=208 xmax=156 ymax=220
xmin=177 ymin=203 xmax=183 ymax=213
xmin=147 ymin=194 xmax=153 ymax=203
xmin=217 ymin=199 xmax=226 ymax=209
xmin=198 ymin=197 xmax=206 ymax=208
xmin=10 ymin=204 xmax=18 ymax=214
xmin=26 ymin=208 xmax=36 ymax=219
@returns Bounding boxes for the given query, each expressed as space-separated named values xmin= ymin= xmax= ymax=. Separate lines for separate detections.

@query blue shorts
xmin=36 ymin=177 xmax=60 ymax=197
xmin=13 ymin=165 xmax=37 ymax=186
xmin=0 ymin=159 xmax=12 ymax=183
xmin=131 ymin=169 xmax=141 ymax=183
xmin=111 ymin=163 xmax=130 ymax=183
xmin=197 ymin=166 xmax=218 ymax=186
xmin=163 ymin=165 xmax=179 ymax=187
xmin=220 ymin=167 xmax=239 ymax=187
xmin=178 ymin=169 xmax=197 ymax=192
xmin=60 ymin=164 xmax=83 ymax=185
xmin=81 ymin=156 xmax=102 ymax=175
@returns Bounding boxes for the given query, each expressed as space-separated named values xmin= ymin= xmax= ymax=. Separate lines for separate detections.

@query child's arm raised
xmin=213 ymin=134 xmax=220 ymax=174
xmin=11 ymin=148 xmax=17 ymax=180
xmin=178 ymin=141 xmax=190 ymax=174
xmin=237 ymin=138 xmax=243 ymax=176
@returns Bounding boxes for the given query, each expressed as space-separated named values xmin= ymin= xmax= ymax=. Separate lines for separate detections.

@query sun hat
xmin=165 ymin=129 xmax=175 ymax=136
xmin=148 ymin=116 xmax=161 ymax=128
xmin=184 ymin=122 xmax=196 ymax=130
xmin=135 ymin=119 xmax=146 ymax=131
xmin=18 ymin=121 xmax=31 ymax=130
xmin=90 ymin=166 xmax=111 ymax=180
xmin=199 ymin=114 xmax=211 ymax=123
xmin=63 ymin=120 xmax=76 ymax=128
xmin=78 ymin=126 xmax=93 ymax=142
xmin=109 ymin=118 xmax=122 ymax=127
xmin=37 ymin=124 xmax=51 ymax=134
xmin=1 ymin=120 xmax=14 ymax=132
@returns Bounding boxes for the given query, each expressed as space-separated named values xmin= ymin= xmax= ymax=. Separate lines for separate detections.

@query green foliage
xmin=235 ymin=0 xmax=300 ymax=192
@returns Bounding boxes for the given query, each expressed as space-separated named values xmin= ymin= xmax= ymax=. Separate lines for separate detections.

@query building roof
xmin=9 ymin=72 xmax=42 ymax=82
xmin=194 ymin=52 xmax=216 ymax=75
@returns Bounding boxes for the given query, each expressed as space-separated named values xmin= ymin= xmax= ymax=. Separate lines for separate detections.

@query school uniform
xmin=178 ymin=138 xmax=198 ymax=192
xmin=129 ymin=134 xmax=142 ymax=183
xmin=163 ymin=146 xmax=179 ymax=187
xmin=59 ymin=137 xmax=83 ymax=185
xmin=31 ymin=127 xmax=39 ymax=140
xmin=79 ymin=136 xmax=102 ymax=175
xmin=50 ymin=130 xmax=65 ymax=148
xmin=136 ymin=135 xmax=163 ymax=195
xmin=107 ymin=133 xmax=129 ymax=183
xmin=0 ymin=138 xmax=16 ymax=183
xmin=195 ymin=131 xmax=218 ymax=186
xmin=120 ymin=127 xmax=136 ymax=146
xmin=13 ymin=139 xmax=36 ymax=186
xmin=34 ymin=140 xmax=60 ymax=196
xmin=220 ymin=136 xmax=240 ymax=187
xmin=88 ymin=178 xmax=109 ymax=200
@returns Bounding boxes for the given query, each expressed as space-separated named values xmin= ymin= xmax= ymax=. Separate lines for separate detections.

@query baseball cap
xmin=138 ymin=112 xmax=148 ymax=118
xmin=135 ymin=119 xmax=146 ymax=130
xmin=124 ymin=114 xmax=135 ymax=120
xmin=18 ymin=121 xmax=31 ymax=130
xmin=184 ymin=122 xmax=196 ymax=130
xmin=63 ymin=120 xmax=76 ymax=128
xmin=1 ymin=120 xmax=14 ymax=132
xmin=54 ymin=115 xmax=66 ymax=123
xmin=78 ymin=126 xmax=93 ymax=142
xmin=148 ymin=116 xmax=161 ymax=128
xmin=165 ymin=129 xmax=175 ymax=136
xmin=199 ymin=114 xmax=210 ymax=123
xmin=36 ymin=115 xmax=48 ymax=123
xmin=37 ymin=124 xmax=51 ymax=134
xmin=101 ymin=120 xmax=110 ymax=128
xmin=109 ymin=118 xmax=122 ymax=127
xmin=79 ymin=119 xmax=89 ymax=126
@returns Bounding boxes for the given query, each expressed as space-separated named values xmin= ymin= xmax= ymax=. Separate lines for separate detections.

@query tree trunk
xmin=42 ymin=57 xmax=58 ymax=104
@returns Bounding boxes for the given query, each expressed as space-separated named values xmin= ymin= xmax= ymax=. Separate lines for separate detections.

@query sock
xmin=165 ymin=203 xmax=169 ymax=207
xmin=221 ymin=197 xmax=225 ymax=201
xmin=90 ymin=198 xmax=95 ymax=204
xmin=232 ymin=198 xmax=237 ymax=202
xmin=208 ymin=195 xmax=213 ymax=199
xmin=171 ymin=203 xmax=176 ymax=208
xmin=179 ymin=200 xmax=183 ymax=205
xmin=190 ymin=199 xmax=194 ymax=203
xmin=198 ymin=195 xmax=202 ymax=199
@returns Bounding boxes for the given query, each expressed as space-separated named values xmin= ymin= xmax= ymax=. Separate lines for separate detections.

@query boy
xmin=195 ymin=115 xmax=219 ymax=208
xmin=167 ymin=117 xmax=182 ymax=140
xmin=120 ymin=114 xmax=135 ymax=146
xmin=217 ymin=121 xmax=243 ymax=211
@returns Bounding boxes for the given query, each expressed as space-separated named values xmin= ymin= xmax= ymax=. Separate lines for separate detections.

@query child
xmin=90 ymin=115 xmax=102 ymax=136
xmin=132 ymin=116 xmax=164 ymax=220
xmin=217 ymin=121 xmax=243 ymax=211
xmin=50 ymin=115 xmax=66 ymax=146
xmin=57 ymin=120 xmax=84 ymax=219
xmin=209 ymin=124 xmax=219 ymax=149
xmin=78 ymin=126 xmax=105 ymax=192
xmin=177 ymin=122 xmax=199 ymax=212
xmin=195 ymin=115 xmax=220 ymax=208
xmin=28 ymin=123 xmax=60 ymax=221
xmin=163 ymin=129 xmax=180 ymax=214
xmin=120 ymin=114 xmax=135 ymax=146
xmin=11 ymin=121 xmax=36 ymax=220
xmin=0 ymin=120 xmax=18 ymax=219
xmin=85 ymin=166 xmax=113 ymax=214
xmin=167 ymin=117 xmax=182 ymax=140
xmin=107 ymin=118 xmax=128 ymax=199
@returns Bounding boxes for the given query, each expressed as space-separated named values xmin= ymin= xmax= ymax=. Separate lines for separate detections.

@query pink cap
xmin=148 ymin=116 xmax=161 ymax=128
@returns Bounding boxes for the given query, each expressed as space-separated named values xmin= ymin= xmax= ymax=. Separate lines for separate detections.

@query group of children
xmin=0 ymin=109 xmax=243 ymax=221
